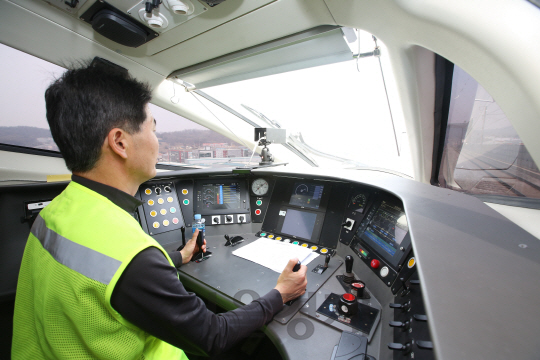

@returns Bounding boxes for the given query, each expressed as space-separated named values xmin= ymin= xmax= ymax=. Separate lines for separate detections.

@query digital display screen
xmin=359 ymin=201 xmax=408 ymax=257
xmin=280 ymin=209 xmax=318 ymax=240
xmin=289 ymin=182 xmax=325 ymax=209
xmin=199 ymin=183 xmax=241 ymax=209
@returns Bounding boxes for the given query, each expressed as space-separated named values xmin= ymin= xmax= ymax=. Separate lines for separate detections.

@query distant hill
xmin=0 ymin=126 xmax=57 ymax=150
xmin=0 ymin=126 xmax=242 ymax=151
xmin=157 ymin=129 xmax=242 ymax=148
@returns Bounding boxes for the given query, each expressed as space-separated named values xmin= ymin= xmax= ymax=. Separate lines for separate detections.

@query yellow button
xmin=301 ymin=243 xmax=308 ymax=248
xmin=182 ymin=189 xmax=188 ymax=195
xmin=163 ymin=220 xmax=170 ymax=226
xmin=160 ymin=209 xmax=167 ymax=215
xmin=408 ymin=257 xmax=416 ymax=268
xmin=320 ymin=248 xmax=328 ymax=254
xmin=268 ymin=235 xmax=274 ymax=239
xmin=276 ymin=237 xmax=282 ymax=241
xmin=158 ymin=198 xmax=164 ymax=204
xmin=153 ymin=222 xmax=159 ymax=228
xmin=150 ymin=210 xmax=157 ymax=217
xmin=148 ymin=200 xmax=154 ymax=206
xmin=145 ymin=189 xmax=152 ymax=195
xmin=167 ymin=196 xmax=173 ymax=203
xmin=311 ymin=246 xmax=318 ymax=251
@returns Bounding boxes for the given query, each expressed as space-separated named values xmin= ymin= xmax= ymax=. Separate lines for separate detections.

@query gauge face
xmin=295 ymin=184 xmax=309 ymax=195
xmin=252 ymin=178 xmax=269 ymax=196
xmin=350 ymin=193 xmax=367 ymax=213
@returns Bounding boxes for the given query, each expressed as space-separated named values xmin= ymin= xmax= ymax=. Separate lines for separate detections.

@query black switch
xmin=416 ymin=341 xmax=434 ymax=350
xmin=389 ymin=300 xmax=411 ymax=312
xmin=226 ymin=215 xmax=232 ymax=222
xmin=389 ymin=320 xmax=410 ymax=331
xmin=224 ymin=234 xmax=231 ymax=246
xmin=413 ymin=314 xmax=428 ymax=322
xmin=388 ymin=342 xmax=411 ymax=354
xmin=324 ymin=254 xmax=331 ymax=269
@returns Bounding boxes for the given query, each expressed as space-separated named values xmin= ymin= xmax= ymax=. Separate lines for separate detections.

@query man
xmin=12 ymin=60 xmax=307 ymax=359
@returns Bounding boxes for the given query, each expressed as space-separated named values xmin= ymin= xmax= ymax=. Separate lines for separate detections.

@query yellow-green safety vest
xmin=12 ymin=181 xmax=188 ymax=360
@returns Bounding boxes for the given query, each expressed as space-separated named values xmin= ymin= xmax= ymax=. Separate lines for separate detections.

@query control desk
xmin=135 ymin=171 xmax=431 ymax=360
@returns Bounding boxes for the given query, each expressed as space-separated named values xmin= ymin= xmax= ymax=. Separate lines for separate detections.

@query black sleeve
xmin=110 ymin=247 xmax=284 ymax=356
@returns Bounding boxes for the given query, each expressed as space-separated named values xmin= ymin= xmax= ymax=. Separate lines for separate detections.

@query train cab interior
xmin=1 ymin=0 xmax=540 ymax=359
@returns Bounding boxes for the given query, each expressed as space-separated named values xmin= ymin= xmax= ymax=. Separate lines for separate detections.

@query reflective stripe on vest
xmin=31 ymin=214 xmax=121 ymax=285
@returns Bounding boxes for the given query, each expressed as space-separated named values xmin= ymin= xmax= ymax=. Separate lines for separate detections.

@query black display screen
xmin=280 ymin=209 xmax=318 ymax=240
xmin=289 ymin=182 xmax=325 ymax=209
xmin=359 ymin=201 xmax=408 ymax=257
xmin=199 ymin=183 xmax=241 ymax=210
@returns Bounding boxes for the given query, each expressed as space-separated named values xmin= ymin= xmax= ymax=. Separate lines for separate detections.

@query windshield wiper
xmin=241 ymin=104 xmax=283 ymax=129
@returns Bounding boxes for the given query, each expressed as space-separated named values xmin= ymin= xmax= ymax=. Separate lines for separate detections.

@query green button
xmin=183 ymin=199 xmax=189 ymax=205
xmin=256 ymin=200 xmax=262 ymax=206
xmin=260 ymin=232 xmax=266 ymax=237
xmin=292 ymin=241 xmax=299 ymax=245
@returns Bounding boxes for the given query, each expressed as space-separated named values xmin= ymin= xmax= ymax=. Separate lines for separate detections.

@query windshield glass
xmin=201 ymin=30 xmax=412 ymax=175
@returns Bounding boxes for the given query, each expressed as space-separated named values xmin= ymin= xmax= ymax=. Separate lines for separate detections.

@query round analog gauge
xmin=295 ymin=184 xmax=309 ymax=195
xmin=252 ymin=178 xmax=269 ymax=196
xmin=350 ymin=193 xmax=367 ymax=213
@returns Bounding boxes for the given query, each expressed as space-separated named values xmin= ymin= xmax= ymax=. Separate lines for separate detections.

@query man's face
xmin=128 ymin=105 xmax=159 ymax=184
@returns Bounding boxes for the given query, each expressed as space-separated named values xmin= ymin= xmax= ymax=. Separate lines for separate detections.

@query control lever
xmin=416 ymin=341 xmax=434 ymax=350
xmin=389 ymin=300 xmax=411 ymax=312
xmin=224 ymin=234 xmax=231 ymax=246
xmin=341 ymin=220 xmax=352 ymax=228
xmin=344 ymin=255 xmax=354 ymax=284
xmin=413 ymin=314 xmax=428 ymax=322
xmin=224 ymin=234 xmax=244 ymax=247
xmin=285 ymin=261 xmax=302 ymax=306
xmin=388 ymin=342 xmax=412 ymax=354
xmin=389 ymin=320 xmax=411 ymax=331
xmin=324 ymin=254 xmax=331 ymax=269
xmin=176 ymin=226 xmax=186 ymax=251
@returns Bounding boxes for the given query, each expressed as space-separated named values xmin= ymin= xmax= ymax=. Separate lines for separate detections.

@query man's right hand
xmin=274 ymin=258 xmax=308 ymax=304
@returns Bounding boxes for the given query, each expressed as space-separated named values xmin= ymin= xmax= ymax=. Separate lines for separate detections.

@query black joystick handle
xmin=197 ymin=231 xmax=204 ymax=252
xmin=224 ymin=234 xmax=231 ymax=246
xmin=324 ymin=254 xmax=331 ymax=268
xmin=292 ymin=260 xmax=301 ymax=272
xmin=181 ymin=226 xmax=186 ymax=246
xmin=345 ymin=255 xmax=353 ymax=273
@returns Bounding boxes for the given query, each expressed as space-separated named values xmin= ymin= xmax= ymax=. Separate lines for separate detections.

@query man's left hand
xmin=180 ymin=228 xmax=207 ymax=264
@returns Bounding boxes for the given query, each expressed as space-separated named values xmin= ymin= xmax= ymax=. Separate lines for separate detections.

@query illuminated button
xmin=158 ymin=198 xmax=165 ymax=205
xmin=152 ymin=222 xmax=159 ymax=228
xmin=283 ymin=239 xmax=291 ymax=243
xmin=276 ymin=237 xmax=282 ymax=241
xmin=183 ymin=199 xmax=189 ymax=205
xmin=371 ymin=259 xmax=380 ymax=269
xmin=256 ymin=200 xmax=262 ymax=206
xmin=182 ymin=189 xmax=188 ymax=195
xmin=167 ymin=196 xmax=173 ymax=203
xmin=408 ymin=257 xmax=416 ymax=268
xmin=255 ymin=209 xmax=262 ymax=215
xmin=260 ymin=232 xmax=266 ymax=237
xmin=172 ymin=217 xmax=179 ymax=225
xmin=292 ymin=241 xmax=299 ymax=245
xmin=147 ymin=200 xmax=154 ymax=206
xmin=311 ymin=246 xmax=318 ymax=251
xmin=380 ymin=266 xmax=389 ymax=277
xmin=145 ymin=188 xmax=152 ymax=195
xmin=320 ymin=248 xmax=328 ymax=254
xmin=160 ymin=209 xmax=167 ymax=215
xmin=163 ymin=220 xmax=170 ymax=227
xmin=268 ymin=235 xmax=274 ymax=239
xmin=301 ymin=243 xmax=308 ymax=248
xmin=170 ymin=207 xmax=177 ymax=213
xmin=150 ymin=210 xmax=157 ymax=217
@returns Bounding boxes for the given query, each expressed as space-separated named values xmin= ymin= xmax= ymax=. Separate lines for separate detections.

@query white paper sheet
xmin=232 ymin=238 xmax=320 ymax=273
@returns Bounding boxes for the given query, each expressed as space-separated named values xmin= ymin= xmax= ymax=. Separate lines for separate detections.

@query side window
xmin=0 ymin=44 xmax=64 ymax=151
xmin=438 ymin=65 xmax=540 ymax=200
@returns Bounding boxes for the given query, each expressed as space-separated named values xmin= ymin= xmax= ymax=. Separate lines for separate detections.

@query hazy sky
xmin=0 ymin=43 xmax=204 ymax=132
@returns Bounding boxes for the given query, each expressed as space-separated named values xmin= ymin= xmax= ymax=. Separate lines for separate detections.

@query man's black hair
xmin=45 ymin=60 xmax=152 ymax=172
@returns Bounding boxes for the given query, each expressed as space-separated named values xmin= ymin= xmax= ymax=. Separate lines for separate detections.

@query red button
xmin=172 ymin=218 xmax=179 ymax=224
xmin=371 ymin=259 xmax=380 ymax=269
xmin=255 ymin=209 xmax=262 ymax=215
xmin=343 ymin=293 xmax=355 ymax=301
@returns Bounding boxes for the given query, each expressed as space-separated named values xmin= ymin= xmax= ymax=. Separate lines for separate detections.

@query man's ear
xmin=107 ymin=128 xmax=129 ymax=159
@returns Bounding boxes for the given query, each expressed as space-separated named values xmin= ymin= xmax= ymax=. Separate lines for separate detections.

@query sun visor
xmin=167 ymin=26 xmax=353 ymax=90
